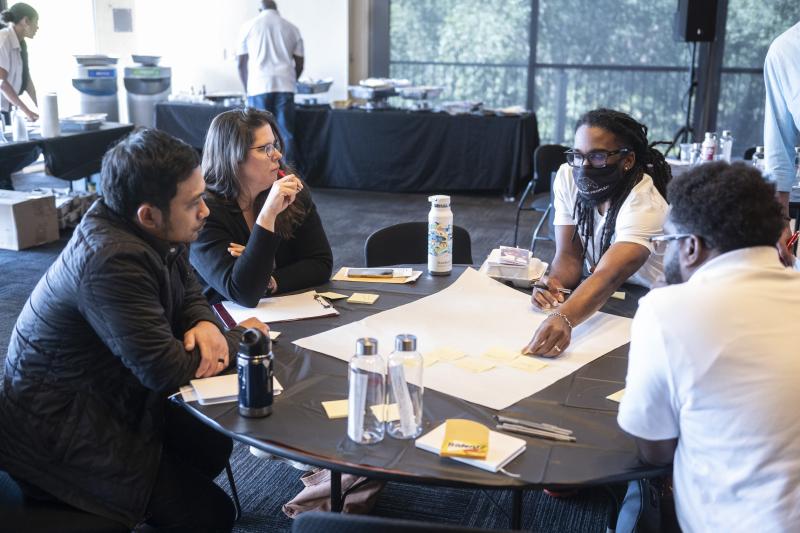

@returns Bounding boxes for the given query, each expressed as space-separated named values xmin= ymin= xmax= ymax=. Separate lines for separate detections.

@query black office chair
xmin=364 ymin=222 xmax=473 ymax=267
xmin=0 ymin=469 xmax=128 ymax=532
xmin=513 ymin=144 xmax=569 ymax=254
xmin=292 ymin=511 xmax=517 ymax=533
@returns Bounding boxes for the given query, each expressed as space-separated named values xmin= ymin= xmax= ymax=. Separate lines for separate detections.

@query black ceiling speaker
xmin=674 ymin=0 xmax=718 ymax=42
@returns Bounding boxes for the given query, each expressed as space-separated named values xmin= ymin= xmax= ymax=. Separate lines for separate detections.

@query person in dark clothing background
xmin=0 ymin=128 xmax=267 ymax=530
xmin=191 ymin=107 xmax=333 ymax=307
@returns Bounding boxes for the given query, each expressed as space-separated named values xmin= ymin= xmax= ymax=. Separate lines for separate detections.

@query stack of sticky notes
xmin=347 ymin=293 xmax=379 ymax=304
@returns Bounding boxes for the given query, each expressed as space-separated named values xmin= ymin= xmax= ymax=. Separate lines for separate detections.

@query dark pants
xmin=0 ymin=110 xmax=41 ymax=190
xmin=247 ymin=92 xmax=296 ymax=166
xmin=144 ymin=401 xmax=235 ymax=532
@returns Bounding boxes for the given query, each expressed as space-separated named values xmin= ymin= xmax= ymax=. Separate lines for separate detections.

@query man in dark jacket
xmin=0 ymin=129 xmax=267 ymax=530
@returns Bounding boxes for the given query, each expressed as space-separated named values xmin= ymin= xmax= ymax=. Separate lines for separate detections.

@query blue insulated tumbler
xmin=237 ymin=328 xmax=274 ymax=418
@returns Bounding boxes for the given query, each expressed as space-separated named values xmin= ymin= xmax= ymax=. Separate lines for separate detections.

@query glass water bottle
xmin=347 ymin=338 xmax=385 ymax=444
xmin=386 ymin=334 xmax=424 ymax=439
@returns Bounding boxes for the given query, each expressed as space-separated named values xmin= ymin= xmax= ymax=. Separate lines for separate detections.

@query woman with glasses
xmin=523 ymin=108 xmax=670 ymax=357
xmin=190 ymin=107 xmax=332 ymax=307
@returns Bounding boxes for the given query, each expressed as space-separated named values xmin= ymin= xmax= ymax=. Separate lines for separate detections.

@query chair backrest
xmin=0 ymin=469 xmax=127 ymax=533
xmin=532 ymin=144 xmax=570 ymax=195
xmin=292 ymin=511 xmax=514 ymax=533
xmin=743 ymin=146 xmax=756 ymax=160
xmin=364 ymin=222 xmax=473 ymax=267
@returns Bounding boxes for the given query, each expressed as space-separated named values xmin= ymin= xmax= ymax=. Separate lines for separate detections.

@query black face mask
xmin=573 ymin=162 xmax=627 ymax=206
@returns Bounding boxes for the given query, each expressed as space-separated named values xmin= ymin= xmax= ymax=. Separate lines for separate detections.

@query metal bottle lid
xmin=239 ymin=328 xmax=271 ymax=357
xmin=355 ymin=337 xmax=379 ymax=355
xmin=395 ymin=334 xmax=417 ymax=352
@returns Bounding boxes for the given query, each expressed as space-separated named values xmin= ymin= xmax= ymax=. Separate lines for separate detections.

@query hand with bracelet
xmin=522 ymin=310 xmax=573 ymax=357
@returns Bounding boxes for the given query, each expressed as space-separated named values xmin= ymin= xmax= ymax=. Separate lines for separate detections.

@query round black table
xmin=179 ymin=266 xmax=667 ymax=528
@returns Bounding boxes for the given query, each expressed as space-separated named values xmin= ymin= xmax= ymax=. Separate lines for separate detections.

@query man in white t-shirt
xmin=523 ymin=108 xmax=669 ymax=357
xmin=618 ymin=161 xmax=800 ymax=532
xmin=237 ymin=1 xmax=304 ymax=164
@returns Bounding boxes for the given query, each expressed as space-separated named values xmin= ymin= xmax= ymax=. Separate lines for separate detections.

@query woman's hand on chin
xmin=257 ymin=174 xmax=303 ymax=229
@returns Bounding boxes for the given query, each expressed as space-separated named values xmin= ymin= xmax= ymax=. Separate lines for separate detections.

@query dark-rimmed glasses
xmin=649 ymin=234 xmax=693 ymax=255
xmin=250 ymin=141 xmax=282 ymax=158
xmin=565 ymin=148 xmax=630 ymax=168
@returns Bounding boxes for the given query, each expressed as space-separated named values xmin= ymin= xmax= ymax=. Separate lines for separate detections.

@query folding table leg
xmin=330 ymin=470 xmax=343 ymax=512
xmin=511 ymin=488 xmax=523 ymax=529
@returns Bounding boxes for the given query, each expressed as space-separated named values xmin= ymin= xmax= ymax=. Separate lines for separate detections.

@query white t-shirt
xmin=237 ymin=10 xmax=304 ymax=96
xmin=552 ymin=163 xmax=667 ymax=287
xmin=618 ymin=247 xmax=800 ymax=533
xmin=0 ymin=26 xmax=23 ymax=112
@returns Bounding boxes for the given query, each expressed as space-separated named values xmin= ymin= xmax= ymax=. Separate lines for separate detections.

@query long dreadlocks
xmin=572 ymin=108 xmax=672 ymax=266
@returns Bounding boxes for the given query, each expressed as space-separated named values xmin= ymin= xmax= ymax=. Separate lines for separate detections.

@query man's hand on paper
xmin=185 ymin=320 xmax=230 ymax=378
xmin=531 ymin=275 xmax=566 ymax=309
xmin=238 ymin=317 xmax=270 ymax=337
xmin=522 ymin=314 xmax=572 ymax=358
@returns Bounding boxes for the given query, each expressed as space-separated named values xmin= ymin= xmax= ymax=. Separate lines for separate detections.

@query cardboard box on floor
xmin=0 ymin=190 xmax=59 ymax=250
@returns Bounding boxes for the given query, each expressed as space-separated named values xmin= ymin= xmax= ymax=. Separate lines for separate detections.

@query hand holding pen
xmin=531 ymin=276 xmax=571 ymax=310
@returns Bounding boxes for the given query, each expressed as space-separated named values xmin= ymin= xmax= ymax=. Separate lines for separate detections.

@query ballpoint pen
xmin=532 ymin=283 xmax=572 ymax=295
xmin=787 ymin=230 xmax=799 ymax=248
xmin=495 ymin=415 xmax=573 ymax=436
xmin=496 ymin=423 xmax=577 ymax=443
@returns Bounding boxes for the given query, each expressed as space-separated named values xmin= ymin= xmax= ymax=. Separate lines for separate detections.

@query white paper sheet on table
xmin=221 ymin=291 xmax=338 ymax=324
xmin=294 ymin=268 xmax=632 ymax=410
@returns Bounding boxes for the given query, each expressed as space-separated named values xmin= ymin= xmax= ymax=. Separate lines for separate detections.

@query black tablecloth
xmin=155 ymin=103 xmax=539 ymax=196
xmin=183 ymin=268 xmax=664 ymax=490
xmin=0 ymin=123 xmax=134 ymax=181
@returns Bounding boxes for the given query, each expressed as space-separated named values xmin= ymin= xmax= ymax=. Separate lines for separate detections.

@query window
xmin=716 ymin=0 xmax=797 ymax=156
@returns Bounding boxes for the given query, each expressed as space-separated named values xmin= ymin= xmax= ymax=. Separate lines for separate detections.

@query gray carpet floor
xmin=0 ymin=180 xmax=619 ymax=532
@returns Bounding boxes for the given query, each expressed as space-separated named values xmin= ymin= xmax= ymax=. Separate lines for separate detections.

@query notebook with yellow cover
xmin=415 ymin=420 xmax=526 ymax=473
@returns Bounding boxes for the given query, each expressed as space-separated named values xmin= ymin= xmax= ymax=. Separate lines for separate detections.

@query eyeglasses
xmin=649 ymin=234 xmax=693 ymax=255
xmin=250 ymin=141 xmax=282 ymax=158
xmin=565 ymin=148 xmax=630 ymax=168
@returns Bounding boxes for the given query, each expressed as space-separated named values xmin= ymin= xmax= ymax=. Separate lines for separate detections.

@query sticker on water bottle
xmin=428 ymin=221 xmax=452 ymax=256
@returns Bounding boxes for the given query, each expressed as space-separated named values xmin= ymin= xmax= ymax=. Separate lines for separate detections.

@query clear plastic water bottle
xmin=347 ymin=338 xmax=385 ymax=444
xmin=701 ymin=132 xmax=716 ymax=161
xmin=752 ymin=146 xmax=766 ymax=173
xmin=427 ymin=195 xmax=453 ymax=276
xmin=720 ymin=130 xmax=734 ymax=163
xmin=11 ymin=107 xmax=28 ymax=142
xmin=386 ymin=334 xmax=424 ymax=439
xmin=689 ymin=143 xmax=702 ymax=165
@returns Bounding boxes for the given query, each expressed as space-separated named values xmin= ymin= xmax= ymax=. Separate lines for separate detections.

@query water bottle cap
xmin=355 ymin=337 xmax=379 ymax=355
xmin=395 ymin=334 xmax=417 ymax=352
xmin=238 ymin=328 xmax=271 ymax=356
xmin=428 ymin=195 xmax=450 ymax=207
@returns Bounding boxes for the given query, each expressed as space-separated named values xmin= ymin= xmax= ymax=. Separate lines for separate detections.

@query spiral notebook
xmin=415 ymin=422 xmax=526 ymax=473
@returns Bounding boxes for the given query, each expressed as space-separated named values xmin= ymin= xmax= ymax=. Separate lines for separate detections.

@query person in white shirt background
xmin=523 ymin=108 xmax=670 ymax=357
xmin=618 ymin=161 xmax=800 ymax=533
xmin=763 ymin=19 xmax=800 ymax=267
xmin=237 ymin=0 xmax=304 ymax=166
xmin=0 ymin=2 xmax=40 ymax=190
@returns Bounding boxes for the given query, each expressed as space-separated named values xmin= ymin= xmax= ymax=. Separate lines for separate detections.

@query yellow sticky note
xmin=507 ymin=356 xmax=548 ymax=373
xmin=317 ymin=291 xmax=348 ymax=300
xmin=452 ymin=358 xmax=495 ymax=373
xmin=426 ymin=347 xmax=466 ymax=362
xmin=322 ymin=399 xmax=349 ymax=419
xmin=423 ymin=355 xmax=440 ymax=368
xmin=441 ymin=419 xmax=489 ymax=459
xmin=347 ymin=293 xmax=380 ymax=304
xmin=370 ymin=403 xmax=400 ymax=422
xmin=483 ymin=346 xmax=521 ymax=362
xmin=607 ymin=389 xmax=625 ymax=403
xmin=269 ymin=331 xmax=281 ymax=340
xmin=611 ymin=291 xmax=626 ymax=300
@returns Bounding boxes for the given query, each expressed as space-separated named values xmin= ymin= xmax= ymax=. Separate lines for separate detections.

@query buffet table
xmin=155 ymin=102 xmax=539 ymax=196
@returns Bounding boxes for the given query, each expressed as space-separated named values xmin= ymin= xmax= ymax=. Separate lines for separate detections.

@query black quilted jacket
xmin=0 ymin=200 xmax=242 ymax=527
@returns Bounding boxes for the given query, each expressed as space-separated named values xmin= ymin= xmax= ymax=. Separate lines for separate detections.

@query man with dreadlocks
xmin=523 ymin=108 xmax=671 ymax=357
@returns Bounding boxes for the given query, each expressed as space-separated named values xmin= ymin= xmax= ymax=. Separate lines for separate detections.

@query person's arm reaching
xmin=524 ymin=240 xmax=650 ymax=356
xmin=0 ymin=66 xmax=37 ymax=120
